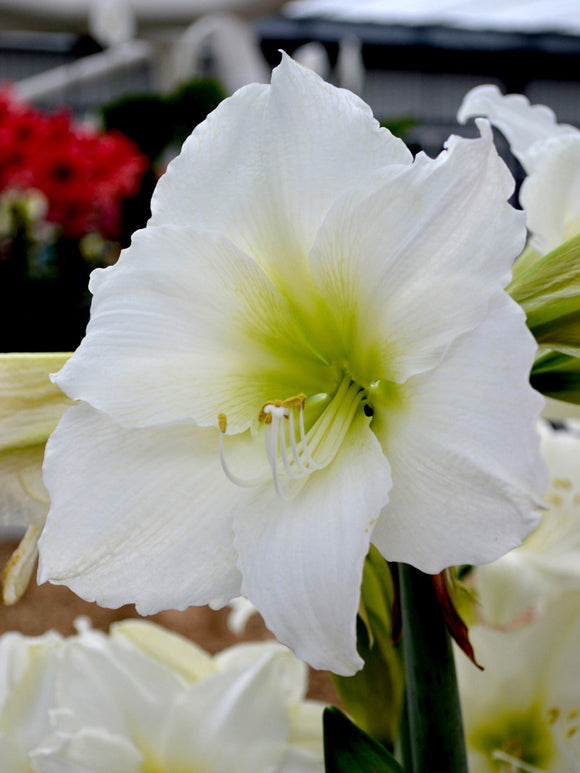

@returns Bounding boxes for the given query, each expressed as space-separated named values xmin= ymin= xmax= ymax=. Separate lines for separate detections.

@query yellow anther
xmin=258 ymin=394 xmax=306 ymax=424
xmin=547 ymin=707 xmax=560 ymax=725
xmin=281 ymin=393 xmax=307 ymax=409
xmin=258 ymin=400 xmax=282 ymax=424
xmin=569 ymin=710 xmax=579 ymax=719
xmin=568 ymin=726 xmax=578 ymax=738
xmin=218 ymin=413 xmax=227 ymax=433
xmin=552 ymin=477 xmax=572 ymax=490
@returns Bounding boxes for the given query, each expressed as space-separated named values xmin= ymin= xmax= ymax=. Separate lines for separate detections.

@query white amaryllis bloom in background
xmin=0 ymin=353 xmax=71 ymax=604
xmin=458 ymin=84 xmax=580 ymax=256
xmin=456 ymin=591 xmax=580 ymax=773
xmin=0 ymin=628 xmax=63 ymax=769
xmin=39 ymin=55 xmax=546 ymax=675
xmin=0 ymin=619 xmax=324 ymax=773
xmin=471 ymin=420 xmax=580 ymax=629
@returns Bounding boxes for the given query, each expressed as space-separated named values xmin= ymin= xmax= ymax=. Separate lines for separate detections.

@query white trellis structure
xmin=0 ymin=0 xmax=287 ymax=102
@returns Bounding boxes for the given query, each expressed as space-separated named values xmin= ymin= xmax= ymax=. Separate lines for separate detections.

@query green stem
xmin=398 ymin=562 xmax=468 ymax=772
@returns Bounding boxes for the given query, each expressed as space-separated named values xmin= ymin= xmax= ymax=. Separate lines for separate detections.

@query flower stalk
xmin=399 ymin=562 xmax=468 ymax=772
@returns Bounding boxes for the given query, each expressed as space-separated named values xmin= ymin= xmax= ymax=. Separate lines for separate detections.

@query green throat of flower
xmin=469 ymin=704 xmax=557 ymax=773
xmin=218 ymin=374 xmax=369 ymax=499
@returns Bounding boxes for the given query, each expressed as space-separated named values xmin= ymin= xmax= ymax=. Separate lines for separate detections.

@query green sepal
xmin=323 ymin=707 xmax=405 ymax=773
xmin=508 ymin=233 xmax=580 ymax=357
xmin=530 ymin=349 xmax=580 ymax=404
xmin=332 ymin=547 xmax=404 ymax=748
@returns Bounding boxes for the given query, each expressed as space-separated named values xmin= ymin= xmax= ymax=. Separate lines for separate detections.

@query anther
xmin=259 ymin=394 xmax=307 ymax=424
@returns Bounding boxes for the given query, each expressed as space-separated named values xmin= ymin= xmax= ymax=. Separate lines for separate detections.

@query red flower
xmin=0 ymin=85 xmax=148 ymax=239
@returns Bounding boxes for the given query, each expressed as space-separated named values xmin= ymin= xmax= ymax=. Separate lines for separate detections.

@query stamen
xmin=288 ymin=407 xmax=309 ymax=473
xmin=278 ymin=410 xmax=300 ymax=480
xmin=263 ymin=404 xmax=293 ymax=500
xmin=219 ymin=379 xmax=366 ymax=498
xmin=298 ymin=400 xmax=322 ymax=469
xmin=304 ymin=379 xmax=363 ymax=465
xmin=218 ymin=413 xmax=263 ymax=488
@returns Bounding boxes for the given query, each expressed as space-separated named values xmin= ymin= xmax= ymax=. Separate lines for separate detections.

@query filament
xmin=218 ymin=413 xmax=263 ymax=488
xmin=491 ymin=751 xmax=547 ymax=773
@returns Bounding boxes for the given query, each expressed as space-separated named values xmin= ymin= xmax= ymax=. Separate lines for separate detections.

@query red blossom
xmin=0 ymin=85 xmax=149 ymax=239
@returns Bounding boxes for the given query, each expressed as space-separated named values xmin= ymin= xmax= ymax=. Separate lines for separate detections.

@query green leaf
xmin=531 ymin=349 xmax=580 ymax=404
xmin=323 ymin=707 xmax=405 ymax=773
xmin=508 ymin=233 xmax=580 ymax=357
xmin=332 ymin=547 xmax=404 ymax=748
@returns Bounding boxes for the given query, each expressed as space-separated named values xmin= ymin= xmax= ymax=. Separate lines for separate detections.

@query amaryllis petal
xmin=53 ymin=629 xmax=185 ymax=752
xmin=0 ymin=353 xmax=70 ymax=528
xmin=278 ymin=748 xmax=327 ymax=773
xmin=0 ymin=353 xmax=71 ymax=451
xmin=162 ymin=650 xmax=294 ymax=773
xmin=2 ymin=524 xmax=42 ymax=605
xmin=55 ymin=226 xmax=332 ymax=434
xmin=233 ymin=412 xmax=391 ymax=675
xmin=0 ymin=353 xmax=71 ymax=604
xmin=0 ymin=631 xmax=62 ymax=758
xmin=111 ymin=620 xmax=215 ymax=683
xmin=473 ymin=421 xmax=580 ymax=628
xmin=372 ymin=293 xmax=546 ymax=572
xmin=0 ymin=445 xmax=48 ymax=529
xmin=520 ymin=134 xmax=580 ymax=254
xmin=457 ymin=84 xmax=577 ymax=174
xmin=150 ymin=53 xmax=411 ymax=297
xmin=38 ymin=403 xmax=243 ymax=611
xmin=310 ymin=120 xmax=525 ymax=385
xmin=31 ymin=729 xmax=143 ymax=773
xmin=458 ymin=84 xmax=580 ymax=256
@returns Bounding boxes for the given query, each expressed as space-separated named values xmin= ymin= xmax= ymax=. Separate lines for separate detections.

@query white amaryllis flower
xmin=0 ymin=619 xmax=324 ymax=773
xmin=0 ymin=628 xmax=63 ymax=769
xmin=471 ymin=420 xmax=580 ymax=629
xmin=0 ymin=353 xmax=71 ymax=604
xmin=38 ymin=55 xmax=546 ymax=675
xmin=458 ymin=84 xmax=580 ymax=256
xmin=456 ymin=591 xmax=580 ymax=773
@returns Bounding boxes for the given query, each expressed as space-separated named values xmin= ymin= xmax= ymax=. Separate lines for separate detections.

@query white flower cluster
xmin=0 ymin=618 xmax=324 ymax=773
xmin=458 ymin=423 xmax=580 ymax=772
xmin=454 ymin=83 xmax=580 ymax=772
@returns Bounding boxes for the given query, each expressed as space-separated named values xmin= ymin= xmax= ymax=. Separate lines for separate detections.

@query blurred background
xmin=1 ymin=0 xmax=579 ymax=352
xmin=0 ymin=0 xmax=579 ymax=699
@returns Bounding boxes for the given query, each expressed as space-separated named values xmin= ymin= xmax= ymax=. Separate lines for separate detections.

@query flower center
xmin=218 ymin=374 xmax=367 ymax=499
xmin=469 ymin=705 xmax=556 ymax=773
